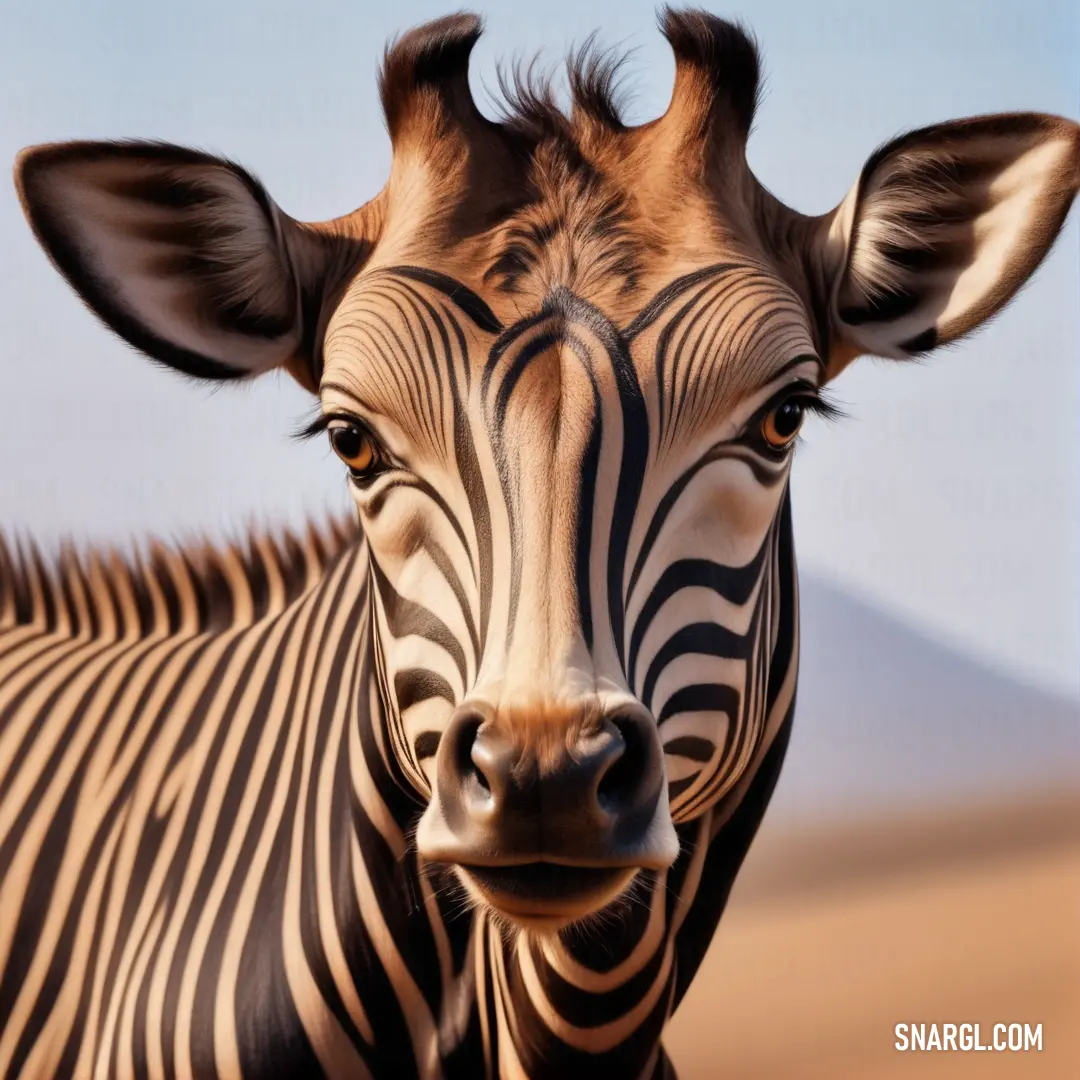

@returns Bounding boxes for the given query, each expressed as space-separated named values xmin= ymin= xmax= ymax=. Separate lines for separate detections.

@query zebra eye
xmin=761 ymin=398 xmax=805 ymax=450
xmin=328 ymin=421 xmax=379 ymax=475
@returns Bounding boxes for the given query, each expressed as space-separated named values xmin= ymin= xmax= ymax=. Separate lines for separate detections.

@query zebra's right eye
xmin=761 ymin=398 xmax=806 ymax=450
xmin=328 ymin=421 xmax=381 ymax=476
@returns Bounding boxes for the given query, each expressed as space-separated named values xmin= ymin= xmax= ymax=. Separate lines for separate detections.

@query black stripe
xmin=388 ymin=266 xmax=503 ymax=334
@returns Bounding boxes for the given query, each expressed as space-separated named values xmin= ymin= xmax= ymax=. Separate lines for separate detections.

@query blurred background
xmin=1 ymin=1 xmax=1078 ymax=1076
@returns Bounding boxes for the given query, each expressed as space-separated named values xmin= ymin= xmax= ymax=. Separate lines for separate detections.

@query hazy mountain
xmin=767 ymin=574 xmax=1080 ymax=826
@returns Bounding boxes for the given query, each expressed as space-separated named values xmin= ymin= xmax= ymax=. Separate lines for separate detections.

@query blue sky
xmin=1 ymin=0 xmax=1077 ymax=697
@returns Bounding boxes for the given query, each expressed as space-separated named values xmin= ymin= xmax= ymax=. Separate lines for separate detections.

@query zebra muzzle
xmin=416 ymin=702 xmax=679 ymax=925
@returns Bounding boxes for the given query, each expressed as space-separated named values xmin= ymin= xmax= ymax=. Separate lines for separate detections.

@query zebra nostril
xmin=439 ymin=706 xmax=504 ymax=806
xmin=470 ymin=723 xmax=519 ymax=802
xmin=597 ymin=714 xmax=651 ymax=810
xmin=449 ymin=713 xmax=486 ymax=790
xmin=469 ymin=753 xmax=491 ymax=794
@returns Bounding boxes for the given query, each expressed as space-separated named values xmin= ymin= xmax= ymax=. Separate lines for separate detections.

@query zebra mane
xmin=0 ymin=516 xmax=361 ymax=640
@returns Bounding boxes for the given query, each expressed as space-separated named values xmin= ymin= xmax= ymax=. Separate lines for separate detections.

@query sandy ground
xmin=665 ymin=791 xmax=1080 ymax=1079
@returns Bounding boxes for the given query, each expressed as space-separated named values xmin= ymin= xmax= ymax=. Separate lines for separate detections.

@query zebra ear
xmin=820 ymin=113 xmax=1079 ymax=364
xmin=15 ymin=140 xmax=338 ymax=388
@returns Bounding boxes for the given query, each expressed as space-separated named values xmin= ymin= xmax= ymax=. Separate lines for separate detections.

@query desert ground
xmin=665 ymin=789 xmax=1080 ymax=1079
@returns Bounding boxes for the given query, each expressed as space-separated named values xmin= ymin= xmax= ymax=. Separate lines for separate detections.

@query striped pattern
xmin=6 ymin=8 xmax=1077 ymax=1078
xmin=0 ymin=263 xmax=803 ymax=1078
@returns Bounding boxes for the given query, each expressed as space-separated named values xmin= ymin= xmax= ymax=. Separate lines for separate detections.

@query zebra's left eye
xmin=328 ymin=421 xmax=381 ymax=476
xmin=761 ymin=399 xmax=806 ymax=450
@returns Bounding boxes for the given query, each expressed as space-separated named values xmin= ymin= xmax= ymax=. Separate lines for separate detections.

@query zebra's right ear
xmin=15 ymin=140 xmax=361 ymax=391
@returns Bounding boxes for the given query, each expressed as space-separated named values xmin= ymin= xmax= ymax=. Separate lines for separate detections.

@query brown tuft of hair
xmin=377 ymin=9 xmax=763 ymax=152
xmin=379 ymin=12 xmax=484 ymax=141
xmin=659 ymin=6 xmax=762 ymax=141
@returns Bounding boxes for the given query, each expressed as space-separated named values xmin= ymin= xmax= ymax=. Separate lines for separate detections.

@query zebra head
xmin=15 ymin=12 xmax=1079 ymax=931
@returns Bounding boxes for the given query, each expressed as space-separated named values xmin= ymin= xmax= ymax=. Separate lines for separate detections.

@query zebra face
xmin=317 ymin=260 xmax=820 ymax=928
xmin=18 ymin=13 xmax=1076 ymax=931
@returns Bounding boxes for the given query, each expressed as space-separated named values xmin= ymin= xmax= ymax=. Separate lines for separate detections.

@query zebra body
xmin=2 ymin=8 xmax=1078 ymax=1078
xmin=0 ymin=518 xmax=793 ymax=1078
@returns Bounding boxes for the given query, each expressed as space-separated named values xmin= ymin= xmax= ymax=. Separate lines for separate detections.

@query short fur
xmin=4 ymin=11 xmax=1079 ymax=1079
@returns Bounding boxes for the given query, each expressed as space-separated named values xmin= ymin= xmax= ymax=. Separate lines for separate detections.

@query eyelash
xmin=775 ymin=386 xmax=843 ymax=423
xmin=293 ymin=412 xmax=343 ymax=442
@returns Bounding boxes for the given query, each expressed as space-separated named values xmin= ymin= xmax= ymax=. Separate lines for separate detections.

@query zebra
xmin=1 ymin=8 xmax=1077 ymax=1079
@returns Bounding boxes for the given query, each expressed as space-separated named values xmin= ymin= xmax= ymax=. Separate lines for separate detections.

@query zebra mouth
xmin=458 ymin=863 xmax=636 ymax=924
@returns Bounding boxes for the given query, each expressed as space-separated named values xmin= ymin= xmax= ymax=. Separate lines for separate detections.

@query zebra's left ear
xmin=817 ymin=113 xmax=1079 ymax=369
